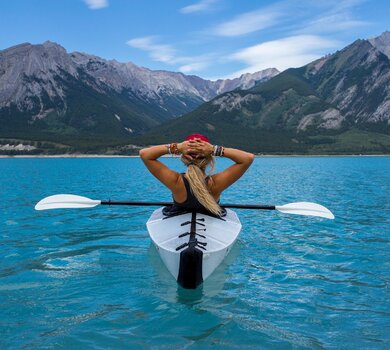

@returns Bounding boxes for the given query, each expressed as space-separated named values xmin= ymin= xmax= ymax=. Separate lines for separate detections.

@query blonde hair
xmin=181 ymin=155 xmax=222 ymax=216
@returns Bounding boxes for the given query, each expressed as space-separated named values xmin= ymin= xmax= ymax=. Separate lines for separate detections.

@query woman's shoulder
xmin=206 ymin=175 xmax=221 ymax=196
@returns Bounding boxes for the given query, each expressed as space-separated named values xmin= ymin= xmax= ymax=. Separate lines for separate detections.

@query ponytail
xmin=182 ymin=156 xmax=222 ymax=216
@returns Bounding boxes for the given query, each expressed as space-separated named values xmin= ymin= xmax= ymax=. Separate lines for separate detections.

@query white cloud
xmin=126 ymin=0 xmax=366 ymax=78
xmin=331 ymin=0 xmax=366 ymax=11
xmin=300 ymin=15 xmax=368 ymax=34
xmin=294 ymin=0 xmax=369 ymax=34
xmin=210 ymin=0 xmax=367 ymax=38
xmin=83 ymin=0 xmax=108 ymax=10
xmin=179 ymin=62 xmax=208 ymax=73
xmin=180 ymin=0 xmax=217 ymax=14
xmin=126 ymin=37 xmax=176 ymax=64
xmin=229 ymin=35 xmax=340 ymax=76
xmin=212 ymin=7 xmax=283 ymax=37
xmin=126 ymin=36 xmax=212 ymax=73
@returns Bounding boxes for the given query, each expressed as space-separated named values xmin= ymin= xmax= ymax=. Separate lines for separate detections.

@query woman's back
xmin=173 ymin=174 xmax=217 ymax=207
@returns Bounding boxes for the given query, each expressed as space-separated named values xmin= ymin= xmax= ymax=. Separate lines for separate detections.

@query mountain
xmin=137 ymin=33 xmax=390 ymax=154
xmin=2 ymin=33 xmax=390 ymax=155
xmin=369 ymin=30 xmax=390 ymax=59
xmin=0 ymin=41 xmax=278 ymax=145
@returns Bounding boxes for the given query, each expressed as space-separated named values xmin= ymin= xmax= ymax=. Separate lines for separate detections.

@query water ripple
xmin=1 ymin=157 xmax=389 ymax=349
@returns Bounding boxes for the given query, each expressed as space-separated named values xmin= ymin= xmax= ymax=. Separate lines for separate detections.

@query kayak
xmin=35 ymin=195 xmax=333 ymax=288
xmin=146 ymin=207 xmax=242 ymax=289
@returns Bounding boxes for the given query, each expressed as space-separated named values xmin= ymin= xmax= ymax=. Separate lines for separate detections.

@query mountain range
xmin=1 ymin=32 xmax=389 ymax=154
xmin=135 ymin=31 xmax=390 ymax=154
xmin=0 ymin=41 xmax=277 ymax=146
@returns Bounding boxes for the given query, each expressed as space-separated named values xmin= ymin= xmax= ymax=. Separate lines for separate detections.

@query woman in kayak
xmin=139 ymin=134 xmax=254 ymax=216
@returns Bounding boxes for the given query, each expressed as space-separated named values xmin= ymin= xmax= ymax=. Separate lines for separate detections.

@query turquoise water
xmin=1 ymin=156 xmax=389 ymax=349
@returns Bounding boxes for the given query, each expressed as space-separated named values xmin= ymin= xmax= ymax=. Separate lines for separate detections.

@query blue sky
xmin=1 ymin=0 xmax=389 ymax=80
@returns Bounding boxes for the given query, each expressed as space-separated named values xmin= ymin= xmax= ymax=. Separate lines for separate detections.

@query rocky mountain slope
xmin=369 ymin=30 xmax=390 ymax=59
xmin=137 ymin=32 xmax=390 ymax=154
xmin=0 ymin=41 xmax=278 ymax=142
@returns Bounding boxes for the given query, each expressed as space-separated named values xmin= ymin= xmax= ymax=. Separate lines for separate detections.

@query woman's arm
xmin=139 ymin=142 xmax=194 ymax=190
xmin=189 ymin=140 xmax=254 ymax=194
xmin=212 ymin=147 xmax=254 ymax=193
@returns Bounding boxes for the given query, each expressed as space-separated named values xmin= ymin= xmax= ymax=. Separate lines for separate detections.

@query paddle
xmin=35 ymin=194 xmax=335 ymax=219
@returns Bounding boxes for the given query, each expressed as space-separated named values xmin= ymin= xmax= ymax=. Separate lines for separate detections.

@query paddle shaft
xmin=101 ymin=200 xmax=275 ymax=210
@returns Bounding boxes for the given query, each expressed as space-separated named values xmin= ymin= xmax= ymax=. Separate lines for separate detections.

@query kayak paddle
xmin=35 ymin=194 xmax=334 ymax=219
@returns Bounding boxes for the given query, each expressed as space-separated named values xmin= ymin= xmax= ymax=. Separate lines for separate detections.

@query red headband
xmin=185 ymin=133 xmax=210 ymax=142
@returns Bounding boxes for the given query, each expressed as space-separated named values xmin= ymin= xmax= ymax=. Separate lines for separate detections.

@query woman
xmin=139 ymin=134 xmax=254 ymax=216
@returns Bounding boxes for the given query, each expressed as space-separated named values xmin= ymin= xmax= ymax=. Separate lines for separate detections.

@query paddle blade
xmin=35 ymin=194 xmax=101 ymax=211
xmin=275 ymin=202 xmax=334 ymax=219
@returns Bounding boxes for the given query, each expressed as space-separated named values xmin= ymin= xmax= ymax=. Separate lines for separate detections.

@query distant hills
xmin=136 ymin=31 xmax=390 ymax=154
xmin=0 ymin=41 xmax=277 ymax=148
xmin=1 ymin=32 xmax=390 ymax=155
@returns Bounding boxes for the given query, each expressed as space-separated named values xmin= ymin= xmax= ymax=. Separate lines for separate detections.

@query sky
xmin=1 ymin=0 xmax=389 ymax=80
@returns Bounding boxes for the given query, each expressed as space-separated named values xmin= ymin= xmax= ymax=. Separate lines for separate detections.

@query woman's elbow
xmin=139 ymin=148 xmax=147 ymax=159
xmin=246 ymin=152 xmax=255 ymax=165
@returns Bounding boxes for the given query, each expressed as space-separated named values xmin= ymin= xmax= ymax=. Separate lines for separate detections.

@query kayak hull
xmin=146 ymin=207 xmax=241 ymax=289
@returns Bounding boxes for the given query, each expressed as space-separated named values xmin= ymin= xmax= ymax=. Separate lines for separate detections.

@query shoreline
xmin=1 ymin=154 xmax=389 ymax=159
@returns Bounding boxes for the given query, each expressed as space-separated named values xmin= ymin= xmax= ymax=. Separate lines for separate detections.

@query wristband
xmin=212 ymin=145 xmax=224 ymax=157
xmin=169 ymin=143 xmax=180 ymax=155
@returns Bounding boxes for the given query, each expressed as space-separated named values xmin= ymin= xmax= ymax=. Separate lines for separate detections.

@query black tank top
xmin=163 ymin=174 xmax=225 ymax=217
xmin=163 ymin=174 xmax=209 ymax=216
xmin=173 ymin=174 xmax=209 ymax=211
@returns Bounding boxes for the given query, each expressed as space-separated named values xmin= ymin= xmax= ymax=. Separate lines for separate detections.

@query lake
xmin=1 ymin=156 xmax=389 ymax=349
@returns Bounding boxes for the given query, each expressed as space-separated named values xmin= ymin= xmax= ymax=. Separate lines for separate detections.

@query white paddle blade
xmin=35 ymin=194 xmax=101 ymax=211
xmin=275 ymin=202 xmax=335 ymax=219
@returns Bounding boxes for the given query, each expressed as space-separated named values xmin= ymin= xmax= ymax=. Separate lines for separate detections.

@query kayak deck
xmin=147 ymin=207 xmax=241 ymax=289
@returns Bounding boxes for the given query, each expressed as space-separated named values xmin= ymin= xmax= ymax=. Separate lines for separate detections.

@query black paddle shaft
xmin=100 ymin=200 xmax=275 ymax=210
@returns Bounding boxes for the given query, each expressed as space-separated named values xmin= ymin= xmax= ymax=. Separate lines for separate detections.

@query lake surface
xmin=1 ymin=156 xmax=389 ymax=349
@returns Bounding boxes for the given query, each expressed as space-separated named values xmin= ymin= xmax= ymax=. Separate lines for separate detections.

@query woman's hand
xmin=185 ymin=139 xmax=213 ymax=158
xmin=177 ymin=141 xmax=196 ymax=160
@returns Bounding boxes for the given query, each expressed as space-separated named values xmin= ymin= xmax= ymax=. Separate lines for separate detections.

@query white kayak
xmin=146 ymin=207 xmax=242 ymax=289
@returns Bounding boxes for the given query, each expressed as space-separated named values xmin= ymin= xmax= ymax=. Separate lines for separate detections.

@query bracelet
xmin=169 ymin=143 xmax=180 ymax=155
xmin=166 ymin=144 xmax=171 ymax=155
xmin=212 ymin=145 xmax=225 ymax=157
